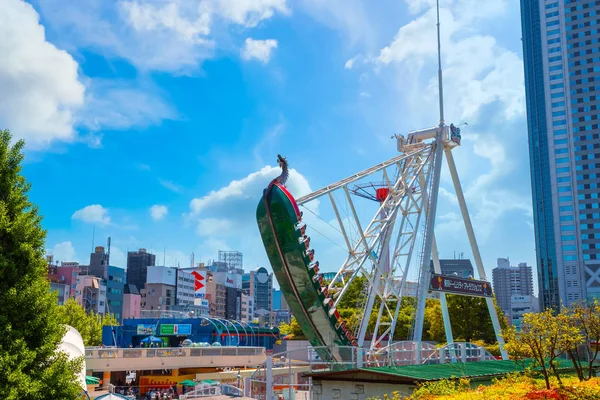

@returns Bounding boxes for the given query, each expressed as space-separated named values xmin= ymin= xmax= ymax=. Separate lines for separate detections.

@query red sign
xmin=429 ymin=273 xmax=492 ymax=297
xmin=191 ymin=270 xmax=205 ymax=291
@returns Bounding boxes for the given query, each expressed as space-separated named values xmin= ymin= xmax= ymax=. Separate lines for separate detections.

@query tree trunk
xmin=539 ymin=363 xmax=551 ymax=390
xmin=550 ymin=360 xmax=563 ymax=386
xmin=567 ymin=349 xmax=584 ymax=381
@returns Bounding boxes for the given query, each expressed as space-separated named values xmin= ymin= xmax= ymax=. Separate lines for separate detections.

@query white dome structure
xmin=57 ymin=325 xmax=88 ymax=396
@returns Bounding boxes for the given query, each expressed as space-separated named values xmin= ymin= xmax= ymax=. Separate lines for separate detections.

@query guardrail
xmin=85 ymin=346 xmax=267 ymax=372
xmin=85 ymin=346 xmax=264 ymax=359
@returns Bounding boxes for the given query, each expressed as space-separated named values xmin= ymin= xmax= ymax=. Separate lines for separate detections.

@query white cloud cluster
xmin=216 ymin=0 xmax=289 ymax=27
xmin=376 ymin=2 xmax=524 ymax=124
xmin=50 ymin=241 xmax=78 ymax=263
xmin=241 ymin=38 xmax=278 ymax=63
xmin=0 ymin=0 xmax=85 ymax=148
xmin=37 ymin=0 xmax=289 ymax=73
xmin=72 ymin=204 xmax=111 ymax=226
xmin=150 ymin=205 xmax=168 ymax=221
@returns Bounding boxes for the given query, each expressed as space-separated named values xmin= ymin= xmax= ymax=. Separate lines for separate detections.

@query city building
xmin=89 ymin=246 xmax=109 ymax=279
xmin=175 ymin=268 xmax=196 ymax=308
xmin=243 ymin=267 xmax=273 ymax=321
xmin=122 ymin=284 xmax=141 ymax=319
xmin=225 ymin=286 xmax=242 ymax=320
xmin=126 ymin=248 xmax=156 ymax=291
xmin=492 ymin=259 xmax=535 ymax=324
xmin=271 ymin=309 xmax=291 ymax=326
xmin=50 ymin=282 xmax=71 ymax=305
xmin=521 ymin=0 xmax=600 ymax=309
xmin=141 ymin=266 xmax=177 ymax=311
xmin=429 ymin=259 xmax=475 ymax=278
xmin=75 ymin=275 xmax=106 ymax=315
xmin=46 ymin=259 xmax=80 ymax=302
xmin=272 ymin=288 xmax=289 ymax=311
xmin=57 ymin=263 xmax=81 ymax=299
xmin=206 ymin=273 xmax=227 ymax=318
xmin=241 ymin=293 xmax=255 ymax=323
xmin=106 ymin=266 xmax=125 ymax=322
xmin=510 ymin=295 xmax=534 ymax=330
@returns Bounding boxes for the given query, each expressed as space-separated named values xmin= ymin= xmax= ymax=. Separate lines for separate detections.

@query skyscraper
xmin=521 ymin=0 xmax=600 ymax=310
xmin=243 ymin=267 xmax=273 ymax=320
xmin=89 ymin=246 xmax=109 ymax=279
xmin=126 ymin=248 xmax=156 ymax=290
xmin=492 ymin=259 xmax=534 ymax=316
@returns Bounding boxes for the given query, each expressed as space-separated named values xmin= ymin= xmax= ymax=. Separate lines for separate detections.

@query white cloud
xmin=376 ymin=4 xmax=524 ymax=124
xmin=189 ymin=165 xmax=312 ymax=218
xmin=50 ymin=241 xmax=78 ymax=263
xmin=0 ymin=0 xmax=85 ymax=148
xmin=196 ymin=218 xmax=235 ymax=236
xmin=159 ymin=179 xmax=183 ymax=193
xmin=81 ymin=80 xmax=176 ymax=131
xmin=345 ymin=57 xmax=357 ymax=69
xmin=120 ymin=1 xmax=212 ymax=42
xmin=297 ymin=0 xmax=373 ymax=46
xmin=150 ymin=205 xmax=168 ymax=221
xmin=241 ymin=38 xmax=278 ymax=63
xmin=37 ymin=0 xmax=289 ymax=73
xmin=215 ymin=0 xmax=289 ymax=27
xmin=72 ymin=204 xmax=111 ymax=226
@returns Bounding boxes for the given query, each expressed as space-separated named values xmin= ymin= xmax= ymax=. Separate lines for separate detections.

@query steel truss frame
xmin=294 ymin=132 xmax=508 ymax=361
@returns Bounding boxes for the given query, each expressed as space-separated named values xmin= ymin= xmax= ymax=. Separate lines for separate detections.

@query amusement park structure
xmin=256 ymin=1 xmax=508 ymax=365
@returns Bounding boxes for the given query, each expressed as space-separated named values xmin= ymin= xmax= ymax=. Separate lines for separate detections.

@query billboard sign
xmin=429 ymin=274 xmax=493 ymax=297
xmin=159 ymin=324 xmax=192 ymax=335
xmin=191 ymin=269 xmax=206 ymax=299
xmin=136 ymin=324 xmax=156 ymax=335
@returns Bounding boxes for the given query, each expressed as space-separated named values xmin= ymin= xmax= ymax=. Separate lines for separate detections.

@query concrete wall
xmin=312 ymin=380 xmax=414 ymax=400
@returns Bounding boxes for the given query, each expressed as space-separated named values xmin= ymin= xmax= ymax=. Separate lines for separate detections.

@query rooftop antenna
xmin=107 ymin=236 xmax=111 ymax=265
xmin=163 ymin=246 xmax=166 ymax=266
xmin=436 ymin=0 xmax=445 ymax=124
xmin=91 ymin=226 xmax=95 ymax=253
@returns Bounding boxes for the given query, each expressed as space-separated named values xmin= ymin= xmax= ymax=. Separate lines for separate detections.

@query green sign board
xmin=159 ymin=324 xmax=192 ymax=335
xmin=160 ymin=324 xmax=175 ymax=335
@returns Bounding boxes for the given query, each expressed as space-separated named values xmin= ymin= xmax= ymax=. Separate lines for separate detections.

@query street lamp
xmin=236 ymin=368 xmax=242 ymax=388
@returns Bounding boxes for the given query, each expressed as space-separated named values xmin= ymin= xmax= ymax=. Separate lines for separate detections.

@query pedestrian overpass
xmin=85 ymin=346 xmax=266 ymax=373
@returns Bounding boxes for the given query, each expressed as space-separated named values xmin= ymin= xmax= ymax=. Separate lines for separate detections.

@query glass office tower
xmin=521 ymin=0 xmax=600 ymax=310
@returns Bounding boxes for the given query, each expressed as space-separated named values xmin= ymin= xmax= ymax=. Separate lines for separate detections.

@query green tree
xmin=56 ymin=298 xmax=118 ymax=346
xmin=0 ymin=130 xmax=83 ymax=399
xmin=503 ymin=310 xmax=583 ymax=390
xmin=565 ymin=300 xmax=600 ymax=381
xmin=278 ymin=318 xmax=305 ymax=340
xmin=446 ymin=294 xmax=498 ymax=343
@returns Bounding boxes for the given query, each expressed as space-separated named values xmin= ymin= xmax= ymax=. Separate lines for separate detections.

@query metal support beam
xmin=444 ymin=148 xmax=508 ymax=360
xmin=413 ymin=128 xmax=446 ymax=343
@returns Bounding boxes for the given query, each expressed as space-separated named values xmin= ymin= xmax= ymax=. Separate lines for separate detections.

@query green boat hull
xmin=257 ymin=183 xmax=354 ymax=363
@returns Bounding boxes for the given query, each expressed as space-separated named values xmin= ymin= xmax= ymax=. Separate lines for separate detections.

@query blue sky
xmin=3 ymin=0 xmax=536 ymax=291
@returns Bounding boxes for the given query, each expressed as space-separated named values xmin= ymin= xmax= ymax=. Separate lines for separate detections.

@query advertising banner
xmin=429 ymin=274 xmax=493 ymax=297
xmin=159 ymin=324 xmax=192 ymax=335
xmin=136 ymin=324 xmax=156 ymax=335
xmin=191 ymin=269 xmax=206 ymax=299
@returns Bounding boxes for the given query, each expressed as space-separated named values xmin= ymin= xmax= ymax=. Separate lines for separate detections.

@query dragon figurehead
xmin=268 ymin=154 xmax=289 ymax=189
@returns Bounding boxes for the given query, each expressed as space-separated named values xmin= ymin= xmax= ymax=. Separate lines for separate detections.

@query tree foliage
xmin=564 ymin=301 xmax=600 ymax=381
xmin=56 ymin=298 xmax=118 ymax=346
xmin=504 ymin=309 xmax=582 ymax=390
xmin=0 ymin=130 xmax=83 ymax=399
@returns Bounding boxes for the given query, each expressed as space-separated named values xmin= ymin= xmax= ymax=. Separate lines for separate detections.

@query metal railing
xmin=85 ymin=346 xmax=265 ymax=359
xmin=248 ymin=341 xmax=498 ymax=399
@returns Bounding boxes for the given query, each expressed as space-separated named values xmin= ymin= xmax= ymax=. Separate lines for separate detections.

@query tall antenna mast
xmin=436 ymin=0 xmax=445 ymax=124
